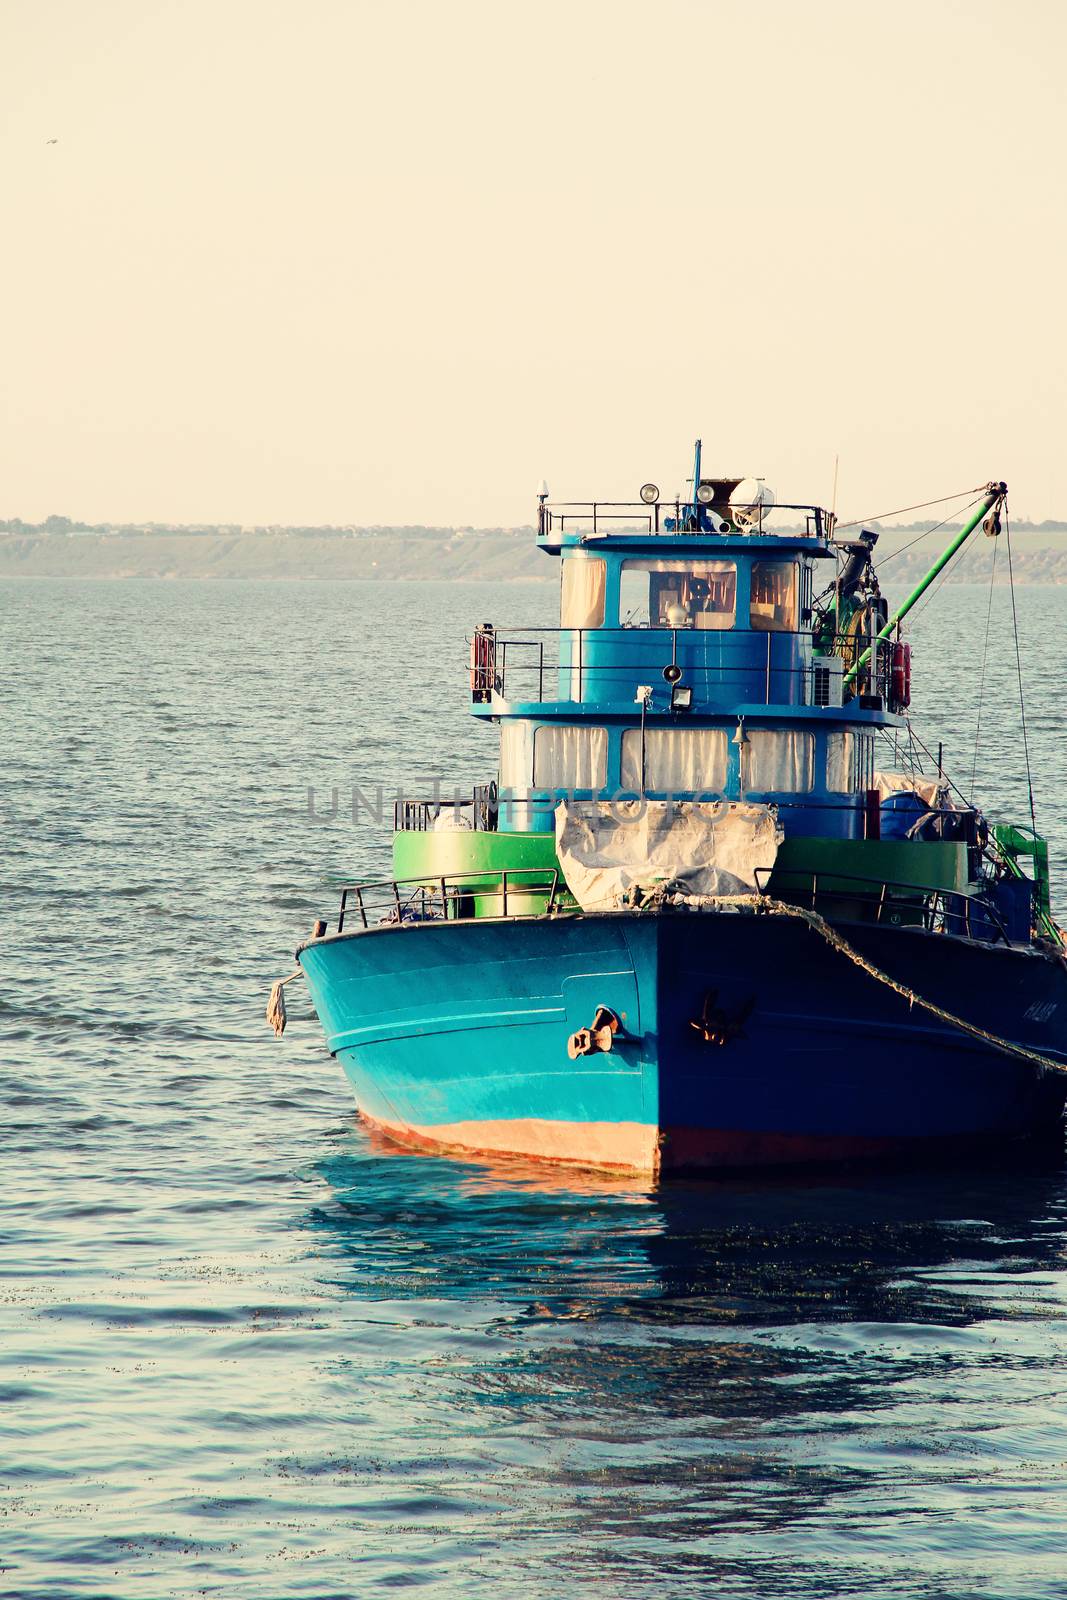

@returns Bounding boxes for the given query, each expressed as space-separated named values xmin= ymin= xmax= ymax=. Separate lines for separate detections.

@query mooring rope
xmin=745 ymin=894 xmax=1065 ymax=1077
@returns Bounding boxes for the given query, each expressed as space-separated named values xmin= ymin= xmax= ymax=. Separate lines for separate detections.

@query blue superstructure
xmin=483 ymin=523 xmax=879 ymax=841
xmin=292 ymin=448 xmax=1067 ymax=1173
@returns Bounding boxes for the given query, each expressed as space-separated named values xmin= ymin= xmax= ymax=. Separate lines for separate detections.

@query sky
xmin=2 ymin=0 xmax=1065 ymax=527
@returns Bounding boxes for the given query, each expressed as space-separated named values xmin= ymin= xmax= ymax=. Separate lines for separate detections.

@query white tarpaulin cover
xmin=555 ymin=799 xmax=783 ymax=911
xmin=873 ymin=770 xmax=953 ymax=809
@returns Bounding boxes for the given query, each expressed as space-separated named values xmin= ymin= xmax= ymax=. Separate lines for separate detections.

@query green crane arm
xmin=841 ymin=481 xmax=1007 ymax=690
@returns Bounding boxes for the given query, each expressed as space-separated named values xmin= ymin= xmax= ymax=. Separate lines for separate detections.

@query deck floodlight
xmin=663 ymin=662 xmax=682 ymax=684
xmin=696 ymin=483 xmax=714 ymax=505
xmin=670 ymin=683 xmax=693 ymax=712
xmin=640 ymin=482 xmax=659 ymax=504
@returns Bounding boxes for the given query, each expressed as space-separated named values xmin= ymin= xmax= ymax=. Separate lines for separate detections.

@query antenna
xmin=831 ymin=454 xmax=840 ymax=518
xmin=689 ymin=438 xmax=703 ymax=531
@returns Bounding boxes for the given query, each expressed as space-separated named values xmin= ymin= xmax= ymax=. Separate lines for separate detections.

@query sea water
xmin=2 ymin=574 xmax=1066 ymax=1599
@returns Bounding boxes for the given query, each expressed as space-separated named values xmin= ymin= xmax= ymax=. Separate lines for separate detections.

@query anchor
xmin=689 ymin=989 xmax=755 ymax=1046
xmin=567 ymin=1005 xmax=621 ymax=1060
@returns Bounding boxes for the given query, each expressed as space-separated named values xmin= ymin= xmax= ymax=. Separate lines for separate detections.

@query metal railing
xmin=537 ymin=499 xmax=832 ymax=541
xmin=327 ymin=865 xmax=1010 ymax=944
xmin=336 ymin=868 xmax=562 ymax=932
xmin=754 ymin=866 xmax=1010 ymax=945
xmin=473 ymin=626 xmax=892 ymax=709
xmin=394 ymin=784 xmax=498 ymax=833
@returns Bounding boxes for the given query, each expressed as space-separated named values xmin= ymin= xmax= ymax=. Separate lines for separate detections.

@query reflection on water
xmin=314 ymin=1143 xmax=1067 ymax=1328
xmin=296 ymin=1139 xmax=1067 ymax=1598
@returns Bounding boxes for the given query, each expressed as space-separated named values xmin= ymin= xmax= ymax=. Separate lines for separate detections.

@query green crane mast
xmin=841 ymin=481 xmax=1007 ymax=691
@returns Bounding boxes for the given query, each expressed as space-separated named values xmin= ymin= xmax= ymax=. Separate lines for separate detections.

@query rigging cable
xmin=1004 ymin=502 xmax=1038 ymax=834
xmin=837 ymin=484 xmax=985 ymax=530
xmin=902 ymin=517 xmax=985 ymax=627
xmin=873 ymin=495 xmax=986 ymax=574
xmin=969 ymin=534 xmax=999 ymax=801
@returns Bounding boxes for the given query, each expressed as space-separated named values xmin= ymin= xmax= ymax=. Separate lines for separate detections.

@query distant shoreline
xmin=0 ymin=528 xmax=1063 ymax=585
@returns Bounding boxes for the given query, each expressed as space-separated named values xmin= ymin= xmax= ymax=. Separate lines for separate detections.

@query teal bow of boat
xmin=287 ymin=448 xmax=1067 ymax=1175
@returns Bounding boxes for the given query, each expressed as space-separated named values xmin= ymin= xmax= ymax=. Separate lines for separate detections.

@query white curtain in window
xmin=743 ymin=730 xmax=814 ymax=792
xmin=561 ymin=558 xmax=607 ymax=629
xmin=499 ymin=720 xmax=535 ymax=788
xmin=827 ymin=732 xmax=875 ymax=793
xmin=857 ymin=734 xmax=874 ymax=792
xmin=533 ymin=725 xmax=608 ymax=789
xmin=825 ymin=731 xmax=854 ymax=793
xmin=619 ymin=728 xmax=728 ymax=794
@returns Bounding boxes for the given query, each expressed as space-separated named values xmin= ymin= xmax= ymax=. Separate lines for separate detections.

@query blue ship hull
xmin=298 ymin=913 xmax=1067 ymax=1173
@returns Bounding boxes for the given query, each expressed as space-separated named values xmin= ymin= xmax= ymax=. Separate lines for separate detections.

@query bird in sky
xmin=45 ymin=138 xmax=58 ymax=145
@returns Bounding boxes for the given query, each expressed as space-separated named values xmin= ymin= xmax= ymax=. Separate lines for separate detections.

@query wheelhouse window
xmin=619 ymin=727 xmax=729 ymax=794
xmin=750 ymin=562 xmax=798 ymax=632
xmin=560 ymin=557 xmax=606 ymax=629
xmin=742 ymin=729 xmax=814 ymax=792
xmin=532 ymin=725 xmax=608 ymax=789
xmin=619 ymin=559 xmax=736 ymax=630
xmin=826 ymin=731 xmax=875 ymax=793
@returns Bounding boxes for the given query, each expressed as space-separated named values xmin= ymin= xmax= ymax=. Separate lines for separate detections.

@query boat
xmin=281 ymin=445 xmax=1067 ymax=1175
